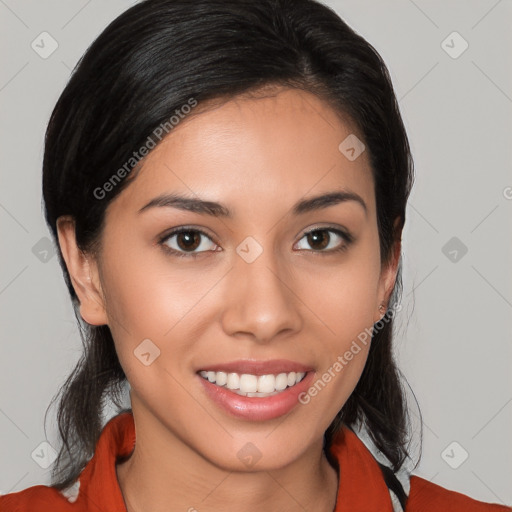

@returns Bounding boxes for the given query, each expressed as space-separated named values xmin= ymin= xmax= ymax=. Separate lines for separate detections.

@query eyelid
xmin=298 ymin=224 xmax=354 ymax=244
xmin=293 ymin=226 xmax=354 ymax=254
xmin=159 ymin=225 xmax=216 ymax=243
xmin=158 ymin=226 xmax=219 ymax=258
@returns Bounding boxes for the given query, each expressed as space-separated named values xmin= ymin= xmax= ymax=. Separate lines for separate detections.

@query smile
xmin=199 ymin=370 xmax=307 ymax=397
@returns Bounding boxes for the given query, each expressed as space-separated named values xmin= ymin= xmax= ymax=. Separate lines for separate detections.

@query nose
xmin=220 ymin=242 xmax=303 ymax=345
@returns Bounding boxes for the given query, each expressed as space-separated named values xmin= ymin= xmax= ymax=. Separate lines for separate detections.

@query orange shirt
xmin=1 ymin=412 xmax=510 ymax=511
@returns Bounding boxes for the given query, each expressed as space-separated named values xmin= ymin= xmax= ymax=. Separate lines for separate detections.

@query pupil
xmin=308 ymin=230 xmax=329 ymax=250
xmin=178 ymin=231 xmax=200 ymax=251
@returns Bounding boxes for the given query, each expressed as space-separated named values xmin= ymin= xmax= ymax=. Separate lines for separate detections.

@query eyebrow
xmin=137 ymin=190 xmax=367 ymax=217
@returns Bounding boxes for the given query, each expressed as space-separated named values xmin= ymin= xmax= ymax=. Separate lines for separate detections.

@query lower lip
xmin=198 ymin=371 xmax=315 ymax=421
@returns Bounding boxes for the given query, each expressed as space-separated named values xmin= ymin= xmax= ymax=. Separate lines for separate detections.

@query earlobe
xmin=56 ymin=216 xmax=108 ymax=326
xmin=374 ymin=228 xmax=402 ymax=324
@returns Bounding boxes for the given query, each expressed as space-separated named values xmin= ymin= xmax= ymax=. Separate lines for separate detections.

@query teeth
xmin=240 ymin=374 xmax=258 ymax=393
xmin=226 ymin=372 xmax=239 ymax=390
xmin=257 ymin=374 xmax=276 ymax=393
xmin=199 ymin=370 xmax=306 ymax=394
xmin=215 ymin=371 xmax=227 ymax=386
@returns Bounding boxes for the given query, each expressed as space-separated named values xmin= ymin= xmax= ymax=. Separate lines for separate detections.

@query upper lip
xmin=197 ymin=359 xmax=313 ymax=376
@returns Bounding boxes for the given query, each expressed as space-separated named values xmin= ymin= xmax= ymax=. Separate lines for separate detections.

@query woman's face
xmin=60 ymin=87 xmax=398 ymax=471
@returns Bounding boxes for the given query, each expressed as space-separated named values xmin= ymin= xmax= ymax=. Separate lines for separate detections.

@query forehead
xmin=107 ymin=87 xmax=375 ymax=220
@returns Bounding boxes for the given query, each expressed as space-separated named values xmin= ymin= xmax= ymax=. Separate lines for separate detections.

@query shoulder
xmin=0 ymin=411 xmax=134 ymax=511
xmin=406 ymin=475 xmax=512 ymax=512
xmin=0 ymin=481 xmax=80 ymax=511
xmin=330 ymin=424 xmax=511 ymax=512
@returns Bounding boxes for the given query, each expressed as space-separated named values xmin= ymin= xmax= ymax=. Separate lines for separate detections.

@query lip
xmin=198 ymin=368 xmax=316 ymax=421
xmin=196 ymin=359 xmax=314 ymax=376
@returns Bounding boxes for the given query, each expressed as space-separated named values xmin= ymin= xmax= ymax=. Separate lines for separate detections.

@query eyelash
xmin=158 ymin=226 xmax=354 ymax=259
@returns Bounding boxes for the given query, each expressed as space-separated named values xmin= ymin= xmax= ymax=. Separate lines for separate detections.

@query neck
xmin=116 ymin=404 xmax=339 ymax=512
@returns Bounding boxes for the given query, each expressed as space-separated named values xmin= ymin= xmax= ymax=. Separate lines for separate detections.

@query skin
xmin=57 ymin=86 xmax=401 ymax=512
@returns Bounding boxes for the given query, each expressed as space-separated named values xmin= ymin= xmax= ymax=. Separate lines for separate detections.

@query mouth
xmin=198 ymin=370 xmax=307 ymax=397
xmin=196 ymin=359 xmax=315 ymax=421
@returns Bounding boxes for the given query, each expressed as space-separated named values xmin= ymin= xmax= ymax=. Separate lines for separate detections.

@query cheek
xmin=99 ymin=243 xmax=220 ymax=381
xmin=314 ymin=271 xmax=377 ymax=331
xmin=100 ymin=242 xmax=200 ymax=335
xmin=298 ymin=238 xmax=380 ymax=412
xmin=302 ymin=243 xmax=381 ymax=347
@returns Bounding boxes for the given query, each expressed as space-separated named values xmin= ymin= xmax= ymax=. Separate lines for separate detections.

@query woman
xmin=1 ymin=0 xmax=509 ymax=510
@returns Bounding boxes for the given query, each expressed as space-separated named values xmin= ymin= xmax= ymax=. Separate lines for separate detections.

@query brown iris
xmin=306 ymin=230 xmax=330 ymax=250
xmin=176 ymin=231 xmax=201 ymax=251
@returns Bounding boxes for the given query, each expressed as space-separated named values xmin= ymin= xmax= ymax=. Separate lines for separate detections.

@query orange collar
xmin=3 ymin=411 xmax=509 ymax=510
xmin=77 ymin=411 xmax=393 ymax=511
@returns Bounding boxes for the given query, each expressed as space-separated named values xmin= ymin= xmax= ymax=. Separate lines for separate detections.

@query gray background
xmin=1 ymin=0 xmax=511 ymax=505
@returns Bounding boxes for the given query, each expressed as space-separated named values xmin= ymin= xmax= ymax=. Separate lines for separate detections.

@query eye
xmin=159 ymin=227 xmax=219 ymax=258
xmin=295 ymin=227 xmax=353 ymax=254
xmin=158 ymin=226 xmax=353 ymax=259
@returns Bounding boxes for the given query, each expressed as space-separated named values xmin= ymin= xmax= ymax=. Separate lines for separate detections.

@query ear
xmin=374 ymin=218 xmax=402 ymax=324
xmin=56 ymin=215 xmax=108 ymax=326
